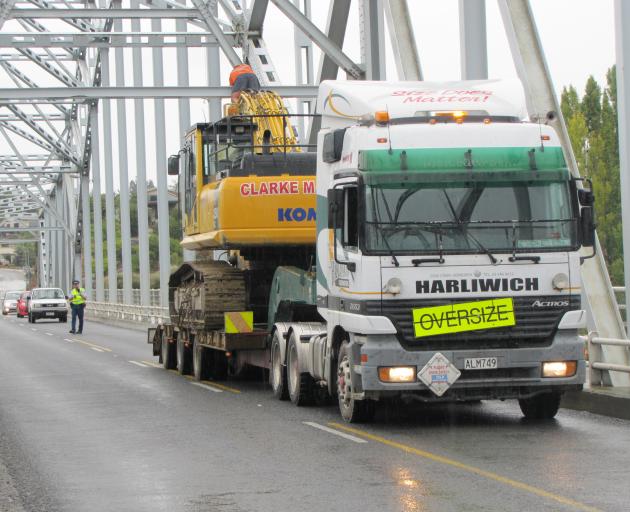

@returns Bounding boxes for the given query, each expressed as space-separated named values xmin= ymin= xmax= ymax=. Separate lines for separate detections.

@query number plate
xmin=45 ymin=311 xmax=55 ymax=317
xmin=464 ymin=357 xmax=498 ymax=370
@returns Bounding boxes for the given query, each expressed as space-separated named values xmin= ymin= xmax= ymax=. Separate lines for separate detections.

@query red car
xmin=16 ymin=291 xmax=30 ymax=318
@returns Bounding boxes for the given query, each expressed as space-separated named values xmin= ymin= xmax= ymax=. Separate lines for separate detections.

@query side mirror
xmin=167 ymin=154 xmax=180 ymax=176
xmin=322 ymin=129 xmax=346 ymax=163
xmin=327 ymin=188 xmax=344 ymax=229
xmin=578 ymin=188 xmax=594 ymax=206
xmin=580 ymin=206 xmax=595 ymax=247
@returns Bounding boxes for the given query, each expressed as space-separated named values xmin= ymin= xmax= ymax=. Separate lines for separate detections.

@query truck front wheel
xmin=518 ymin=392 xmax=561 ymax=420
xmin=337 ymin=340 xmax=375 ymax=423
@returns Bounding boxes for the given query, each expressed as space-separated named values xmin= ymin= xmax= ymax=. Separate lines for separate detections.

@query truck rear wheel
xmin=177 ymin=336 xmax=192 ymax=375
xmin=193 ymin=342 xmax=210 ymax=381
xmin=161 ymin=336 xmax=176 ymax=370
xmin=270 ymin=331 xmax=288 ymax=400
xmin=518 ymin=392 xmax=561 ymax=420
xmin=287 ymin=331 xmax=313 ymax=406
xmin=337 ymin=340 xmax=375 ymax=423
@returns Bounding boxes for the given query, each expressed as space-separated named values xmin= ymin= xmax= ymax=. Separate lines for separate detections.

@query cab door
xmin=183 ymin=131 xmax=199 ymax=235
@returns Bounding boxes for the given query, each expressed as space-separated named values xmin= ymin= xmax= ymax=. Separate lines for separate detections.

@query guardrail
xmin=587 ymin=331 xmax=630 ymax=386
xmin=86 ymin=301 xmax=169 ymax=326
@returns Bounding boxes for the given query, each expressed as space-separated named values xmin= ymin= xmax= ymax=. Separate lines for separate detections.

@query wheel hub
xmin=337 ymin=357 xmax=352 ymax=408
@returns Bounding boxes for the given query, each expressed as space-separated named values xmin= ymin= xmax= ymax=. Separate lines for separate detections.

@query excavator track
xmin=169 ymin=260 xmax=247 ymax=330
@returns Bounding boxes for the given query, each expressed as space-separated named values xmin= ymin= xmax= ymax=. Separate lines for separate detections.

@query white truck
xmin=152 ymin=79 xmax=592 ymax=423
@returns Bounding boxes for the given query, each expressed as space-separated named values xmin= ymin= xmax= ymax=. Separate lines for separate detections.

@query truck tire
xmin=210 ymin=350 xmax=229 ymax=381
xmin=287 ymin=331 xmax=313 ymax=406
xmin=337 ymin=340 xmax=375 ymax=423
xmin=193 ymin=342 xmax=210 ymax=381
xmin=177 ymin=336 xmax=192 ymax=375
xmin=270 ymin=330 xmax=289 ymax=400
xmin=518 ymin=392 xmax=562 ymax=420
xmin=161 ymin=336 xmax=176 ymax=370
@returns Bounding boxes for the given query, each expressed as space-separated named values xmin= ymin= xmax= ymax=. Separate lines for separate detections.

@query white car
xmin=2 ymin=290 xmax=21 ymax=315
xmin=28 ymin=287 xmax=68 ymax=323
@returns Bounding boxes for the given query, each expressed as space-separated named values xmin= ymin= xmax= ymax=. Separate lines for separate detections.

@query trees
xmin=562 ymin=67 xmax=623 ymax=284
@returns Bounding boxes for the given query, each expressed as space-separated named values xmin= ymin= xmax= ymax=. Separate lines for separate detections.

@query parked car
xmin=2 ymin=291 xmax=22 ymax=315
xmin=16 ymin=291 xmax=30 ymax=318
xmin=28 ymin=288 xmax=67 ymax=323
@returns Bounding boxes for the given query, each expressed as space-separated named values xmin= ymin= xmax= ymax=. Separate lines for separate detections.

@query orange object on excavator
xmin=229 ymin=64 xmax=255 ymax=86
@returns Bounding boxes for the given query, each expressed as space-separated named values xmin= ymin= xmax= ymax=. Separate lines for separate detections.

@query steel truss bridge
xmin=0 ymin=0 xmax=629 ymax=385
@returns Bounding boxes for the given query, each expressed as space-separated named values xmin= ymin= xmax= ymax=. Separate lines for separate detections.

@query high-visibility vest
xmin=70 ymin=287 xmax=86 ymax=305
xmin=229 ymin=64 xmax=255 ymax=86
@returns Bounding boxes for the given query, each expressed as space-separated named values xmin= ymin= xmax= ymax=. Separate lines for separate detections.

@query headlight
xmin=552 ymin=273 xmax=569 ymax=291
xmin=378 ymin=366 xmax=416 ymax=382
xmin=542 ymin=361 xmax=577 ymax=377
xmin=385 ymin=277 xmax=402 ymax=295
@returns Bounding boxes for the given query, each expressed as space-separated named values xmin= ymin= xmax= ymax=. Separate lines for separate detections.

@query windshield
xmin=4 ymin=292 xmax=21 ymax=300
xmin=364 ymin=178 xmax=577 ymax=254
xmin=32 ymin=289 xmax=65 ymax=300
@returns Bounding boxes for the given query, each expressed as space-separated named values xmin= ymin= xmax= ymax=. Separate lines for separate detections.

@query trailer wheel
xmin=193 ymin=342 xmax=210 ymax=381
xmin=287 ymin=331 xmax=313 ymax=406
xmin=337 ymin=340 xmax=375 ymax=423
xmin=177 ymin=336 xmax=192 ymax=375
xmin=210 ymin=350 xmax=229 ymax=381
xmin=518 ymin=392 xmax=561 ymax=420
xmin=161 ymin=335 xmax=176 ymax=370
xmin=270 ymin=331 xmax=289 ymax=400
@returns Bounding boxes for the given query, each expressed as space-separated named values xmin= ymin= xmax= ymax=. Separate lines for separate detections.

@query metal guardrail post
xmin=588 ymin=331 xmax=601 ymax=387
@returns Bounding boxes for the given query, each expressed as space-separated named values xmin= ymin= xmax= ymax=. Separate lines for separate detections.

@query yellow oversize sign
xmin=224 ymin=311 xmax=254 ymax=333
xmin=412 ymin=298 xmax=515 ymax=338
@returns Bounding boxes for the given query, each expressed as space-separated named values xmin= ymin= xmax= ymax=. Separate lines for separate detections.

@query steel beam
xmin=615 ymin=0 xmax=630 ymax=337
xmin=271 ymin=0 xmax=363 ymax=79
xmin=0 ymin=32 xmax=223 ymax=48
xmin=384 ymin=0 xmax=422 ymax=81
xmin=360 ymin=0 xmax=385 ymax=80
xmin=0 ymin=86 xmax=318 ymax=101
xmin=90 ymin=106 xmax=105 ymax=303
xmin=459 ymin=0 xmax=488 ymax=80
xmin=191 ymin=0 xmax=242 ymax=66
xmin=81 ymin=174 xmax=92 ymax=297
xmin=10 ymin=8 xmax=202 ymax=18
xmin=499 ymin=0 xmax=630 ymax=386
xmin=247 ymin=0 xmax=269 ymax=33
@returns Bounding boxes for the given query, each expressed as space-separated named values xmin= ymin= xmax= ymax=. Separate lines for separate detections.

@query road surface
xmin=0 ymin=315 xmax=628 ymax=512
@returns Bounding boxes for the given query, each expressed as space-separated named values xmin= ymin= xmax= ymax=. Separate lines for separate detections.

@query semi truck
xmin=149 ymin=80 xmax=593 ymax=422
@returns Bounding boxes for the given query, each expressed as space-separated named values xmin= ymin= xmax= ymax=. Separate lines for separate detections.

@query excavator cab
xmin=173 ymin=93 xmax=318 ymax=251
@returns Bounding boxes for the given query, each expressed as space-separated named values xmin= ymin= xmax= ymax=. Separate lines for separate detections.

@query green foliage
xmin=562 ymin=66 xmax=623 ymax=284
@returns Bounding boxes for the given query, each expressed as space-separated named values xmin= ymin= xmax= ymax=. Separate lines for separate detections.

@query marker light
xmin=452 ymin=110 xmax=466 ymax=118
xmin=375 ymin=111 xmax=390 ymax=124
xmin=379 ymin=366 xmax=416 ymax=383
xmin=377 ymin=137 xmax=388 ymax=143
xmin=542 ymin=361 xmax=577 ymax=378
xmin=552 ymin=272 xmax=570 ymax=291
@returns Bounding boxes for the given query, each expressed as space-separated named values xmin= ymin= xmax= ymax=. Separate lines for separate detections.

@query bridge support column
xmin=91 ymin=106 xmax=105 ymax=302
xmin=459 ymin=0 xmax=488 ymax=80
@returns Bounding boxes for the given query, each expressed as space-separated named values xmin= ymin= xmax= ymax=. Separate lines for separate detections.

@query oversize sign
xmin=412 ymin=298 xmax=515 ymax=338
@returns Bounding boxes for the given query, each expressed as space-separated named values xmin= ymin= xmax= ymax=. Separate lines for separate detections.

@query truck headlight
xmin=378 ymin=366 xmax=416 ymax=382
xmin=542 ymin=361 xmax=577 ymax=377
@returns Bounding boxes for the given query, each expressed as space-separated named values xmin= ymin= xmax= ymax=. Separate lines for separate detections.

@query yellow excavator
xmin=160 ymin=91 xmax=317 ymax=376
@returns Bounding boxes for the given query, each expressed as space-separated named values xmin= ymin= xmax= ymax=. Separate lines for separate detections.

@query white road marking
xmin=303 ymin=421 xmax=368 ymax=444
xmin=190 ymin=382 xmax=223 ymax=393
xmin=128 ymin=360 xmax=148 ymax=368
xmin=90 ymin=347 xmax=104 ymax=352
xmin=45 ymin=332 xmax=53 ymax=336
xmin=63 ymin=338 xmax=75 ymax=343
xmin=31 ymin=328 xmax=37 ymax=332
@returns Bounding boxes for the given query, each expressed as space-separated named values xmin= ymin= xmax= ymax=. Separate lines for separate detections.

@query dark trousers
xmin=71 ymin=304 xmax=85 ymax=333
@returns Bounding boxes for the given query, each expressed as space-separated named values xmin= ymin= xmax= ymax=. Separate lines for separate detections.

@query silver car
xmin=2 ymin=290 xmax=21 ymax=315
xmin=28 ymin=287 xmax=68 ymax=323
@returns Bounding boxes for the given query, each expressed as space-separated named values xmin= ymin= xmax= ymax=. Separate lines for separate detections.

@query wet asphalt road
xmin=0 ymin=314 xmax=628 ymax=512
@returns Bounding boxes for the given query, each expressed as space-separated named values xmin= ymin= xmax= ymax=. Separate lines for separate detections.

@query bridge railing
xmin=86 ymin=301 xmax=169 ymax=326
xmin=587 ymin=331 xmax=630 ymax=386
xmin=101 ymin=289 xmax=162 ymax=307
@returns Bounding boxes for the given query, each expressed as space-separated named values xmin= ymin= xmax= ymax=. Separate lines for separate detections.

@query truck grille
xmin=367 ymin=295 xmax=580 ymax=350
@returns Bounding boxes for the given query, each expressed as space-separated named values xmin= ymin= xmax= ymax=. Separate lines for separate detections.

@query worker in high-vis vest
xmin=68 ymin=279 xmax=87 ymax=335
xmin=229 ymin=63 xmax=260 ymax=102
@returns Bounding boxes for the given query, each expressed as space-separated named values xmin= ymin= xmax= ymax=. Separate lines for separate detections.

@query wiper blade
xmin=443 ymin=190 xmax=497 ymax=264
xmin=510 ymin=224 xmax=540 ymax=264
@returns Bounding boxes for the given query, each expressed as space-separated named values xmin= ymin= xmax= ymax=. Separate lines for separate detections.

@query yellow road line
xmin=141 ymin=360 xmax=162 ymax=368
xmin=201 ymin=380 xmax=241 ymax=394
xmin=329 ymin=423 xmax=602 ymax=512
xmin=68 ymin=338 xmax=112 ymax=352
